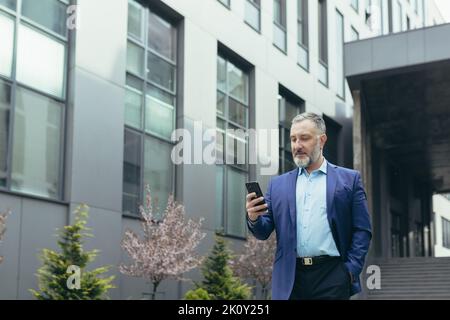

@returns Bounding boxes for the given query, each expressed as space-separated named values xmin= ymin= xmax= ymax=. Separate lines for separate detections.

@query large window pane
xmin=318 ymin=62 xmax=328 ymax=86
xmin=147 ymin=52 xmax=175 ymax=91
xmin=217 ymin=91 xmax=225 ymax=117
xmin=128 ymin=0 xmax=143 ymax=41
xmin=228 ymin=63 xmax=248 ymax=103
xmin=229 ymin=98 xmax=247 ymax=127
xmin=123 ymin=130 xmax=142 ymax=215
xmin=148 ymin=11 xmax=176 ymax=61
xmin=274 ymin=23 xmax=287 ymax=52
xmin=0 ymin=0 xmax=16 ymax=11
xmin=11 ymin=87 xmax=62 ymax=199
xmin=273 ymin=0 xmax=283 ymax=25
xmin=125 ymin=75 xmax=143 ymax=129
xmin=143 ymin=136 xmax=173 ymax=218
xmin=0 ymin=81 xmax=11 ymax=187
xmin=336 ymin=11 xmax=344 ymax=98
xmin=226 ymin=124 xmax=247 ymax=169
xmin=127 ymin=41 xmax=145 ymax=77
xmin=215 ymin=166 xmax=224 ymax=230
xmin=125 ymin=88 xmax=142 ymax=129
xmin=245 ymin=0 xmax=260 ymax=31
xmin=145 ymin=86 xmax=174 ymax=139
xmin=297 ymin=45 xmax=308 ymax=70
xmin=21 ymin=0 xmax=67 ymax=36
xmin=217 ymin=56 xmax=227 ymax=92
xmin=0 ymin=13 xmax=14 ymax=78
xmin=226 ymin=168 xmax=246 ymax=237
xmin=16 ymin=24 xmax=65 ymax=97
xmin=216 ymin=118 xmax=225 ymax=164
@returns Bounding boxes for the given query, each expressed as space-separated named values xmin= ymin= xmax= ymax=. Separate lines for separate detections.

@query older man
xmin=246 ymin=112 xmax=372 ymax=300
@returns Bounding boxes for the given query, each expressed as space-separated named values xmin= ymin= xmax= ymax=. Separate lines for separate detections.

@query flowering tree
xmin=0 ymin=211 xmax=9 ymax=265
xmin=231 ymin=234 xmax=276 ymax=299
xmin=120 ymin=186 xmax=206 ymax=300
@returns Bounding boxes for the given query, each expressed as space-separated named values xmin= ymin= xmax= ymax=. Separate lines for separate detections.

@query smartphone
xmin=245 ymin=181 xmax=266 ymax=205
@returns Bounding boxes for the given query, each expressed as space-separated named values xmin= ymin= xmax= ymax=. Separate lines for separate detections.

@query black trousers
xmin=289 ymin=257 xmax=351 ymax=300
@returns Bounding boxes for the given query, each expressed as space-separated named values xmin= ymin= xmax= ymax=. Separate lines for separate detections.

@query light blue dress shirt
xmin=296 ymin=159 xmax=340 ymax=257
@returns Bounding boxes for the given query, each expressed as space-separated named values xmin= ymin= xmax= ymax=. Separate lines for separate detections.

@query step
xmin=368 ymin=296 xmax=450 ymax=300
xmin=369 ymin=288 xmax=450 ymax=298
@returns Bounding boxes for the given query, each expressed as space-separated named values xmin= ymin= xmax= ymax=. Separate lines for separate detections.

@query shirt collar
xmin=298 ymin=158 xmax=328 ymax=176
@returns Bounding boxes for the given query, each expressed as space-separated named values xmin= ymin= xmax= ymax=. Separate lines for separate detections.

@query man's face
xmin=290 ymin=120 xmax=327 ymax=168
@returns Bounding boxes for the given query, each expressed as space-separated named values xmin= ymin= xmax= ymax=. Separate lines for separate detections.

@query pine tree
xmin=30 ymin=204 xmax=115 ymax=300
xmin=185 ymin=235 xmax=251 ymax=300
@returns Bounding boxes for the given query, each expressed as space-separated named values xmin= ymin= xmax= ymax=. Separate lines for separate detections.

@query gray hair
xmin=291 ymin=112 xmax=326 ymax=135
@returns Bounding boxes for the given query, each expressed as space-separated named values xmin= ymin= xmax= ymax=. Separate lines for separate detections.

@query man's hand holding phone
xmin=245 ymin=182 xmax=268 ymax=222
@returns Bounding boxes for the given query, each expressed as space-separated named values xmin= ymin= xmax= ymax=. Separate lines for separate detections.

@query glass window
xmin=245 ymin=0 xmax=260 ymax=31
xmin=217 ymin=56 xmax=227 ymax=92
xmin=0 ymin=0 xmax=16 ymax=11
xmin=336 ymin=10 xmax=344 ymax=99
xmin=123 ymin=4 xmax=178 ymax=215
xmin=143 ymin=136 xmax=173 ymax=217
xmin=11 ymin=87 xmax=62 ymax=199
xmin=0 ymin=13 xmax=14 ymax=78
xmin=297 ymin=0 xmax=308 ymax=47
xmin=443 ymin=218 xmax=450 ymax=249
xmin=273 ymin=23 xmax=287 ymax=53
xmin=128 ymin=0 xmax=143 ymax=41
xmin=273 ymin=0 xmax=284 ymax=25
xmin=16 ymin=24 xmax=66 ymax=98
xmin=216 ymin=55 xmax=250 ymax=236
xmin=0 ymin=80 xmax=11 ymax=187
xmin=125 ymin=89 xmax=142 ymax=128
xmin=145 ymin=86 xmax=174 ymax=139
xmin=217 ymin=91 xmax=226 ymax=117
xmin=215 ymin=166 xmax=224 ymax=230
xmin=351 ymin=0 xmax=359 ymax=11
xmin=216 ymin=118 xmax=225 ymax=164
xmin=123 ymin=130 xmax=142 ymax=215
xmin=318 ymin=0 xmax=328 ymax=64
xmin=21 ymin=0 xmax=67 ymax=36
xmin=226 ymin=124 xmax=247 ymax=169
xmin=228 ymin=63 xmax=248 ymax=103
xmin=226 ymin=168 xmax=246 ymax=237
xmin=127 ymin=41 xmax=145 ymax=77
xmin=147 ymin=52 xmax=176 ymax=91
xmin=148 ymin=11 xmax=176 ymax=61
xmin=273 ymin=0 xmax=287 ymax=52
xmin=229 ymin=98 xmax=247 ymax=127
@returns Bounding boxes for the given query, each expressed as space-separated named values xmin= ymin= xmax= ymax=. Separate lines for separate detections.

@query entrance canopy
xmin=345 ymin=23 xmax=450 ymax=194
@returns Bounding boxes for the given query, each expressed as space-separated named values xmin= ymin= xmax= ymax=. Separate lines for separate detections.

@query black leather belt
xmin=297 ymin=255 xmax=340 ymax=266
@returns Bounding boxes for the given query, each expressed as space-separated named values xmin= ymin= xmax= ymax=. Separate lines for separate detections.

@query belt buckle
xmin=303 ymin=257 xmax=313 ymax=266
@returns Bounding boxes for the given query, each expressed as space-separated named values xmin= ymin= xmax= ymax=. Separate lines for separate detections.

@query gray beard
xmin=293 ymin=143 xmax=321 ymax=168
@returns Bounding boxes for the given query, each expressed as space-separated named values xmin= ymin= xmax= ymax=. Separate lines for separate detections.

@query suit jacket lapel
xmin=287 ymin=167 xmax=299 ymax=227
xmin=326 ymin=162 xmax=338 ymax=224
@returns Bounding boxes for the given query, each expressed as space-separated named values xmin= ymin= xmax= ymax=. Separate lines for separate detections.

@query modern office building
xmin=0 ymin=0 xmax=445 ymax=299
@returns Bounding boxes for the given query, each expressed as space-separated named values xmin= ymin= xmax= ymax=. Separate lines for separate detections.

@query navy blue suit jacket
xmin=248 ymin=163 xmax=372 ymax=299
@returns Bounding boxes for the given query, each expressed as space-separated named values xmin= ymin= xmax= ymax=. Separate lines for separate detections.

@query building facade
xmin=0 ymin=0 xmax=444 ymax=299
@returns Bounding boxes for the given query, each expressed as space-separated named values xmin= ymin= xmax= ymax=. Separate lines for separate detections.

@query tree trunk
xmin=151 ymin=281 xmax=161 ymax=300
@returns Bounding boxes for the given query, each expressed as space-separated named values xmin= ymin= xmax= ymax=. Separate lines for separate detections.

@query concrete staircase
xmin=366 ymin=257 xmax=450 ymax=300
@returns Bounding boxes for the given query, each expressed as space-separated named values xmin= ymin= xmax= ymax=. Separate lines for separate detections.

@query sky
xmin=434 ymin=0 xmax=450 ymax=22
